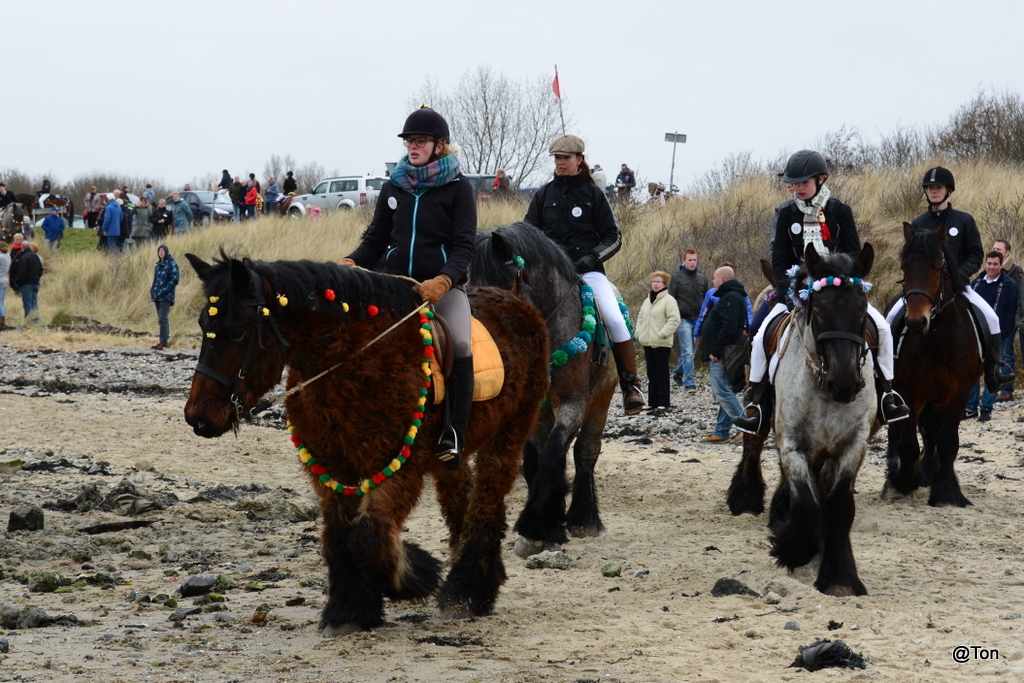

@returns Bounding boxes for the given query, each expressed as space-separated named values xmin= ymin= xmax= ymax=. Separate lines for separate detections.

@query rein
xmin=196 ymin=270 xmax=424 ymax=419
xmin=786 ymin=289 xmax=869 ymax=390
xmin=902 ymin=254 xmax=956 ymax=320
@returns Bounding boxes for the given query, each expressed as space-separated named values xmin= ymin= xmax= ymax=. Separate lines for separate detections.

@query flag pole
xmin=554 ymin=64 xmax=566 ymax=135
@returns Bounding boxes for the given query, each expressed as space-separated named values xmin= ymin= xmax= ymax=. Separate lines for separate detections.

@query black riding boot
xmin=732 ymin=379 xmax=773 ymax=437
xmin=437 ymin=356 xmax=473 ymax=471
xmin=877 ymin=377 xmax=910 ymax=424
xmin=611 ymin=340 xmax=645 ymax=415
xmin=984 ymin=338 xmax=1015 ymax=394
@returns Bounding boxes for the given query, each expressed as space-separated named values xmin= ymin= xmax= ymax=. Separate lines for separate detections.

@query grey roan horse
xmin=735 ymin=243 xmax=879 ymax=596
xmin=472 ymin=222 xmax=618 ymax=554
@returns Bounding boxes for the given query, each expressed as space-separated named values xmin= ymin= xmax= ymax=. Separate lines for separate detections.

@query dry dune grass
xmin=7 ymin=161 xmax=1024 ymax=342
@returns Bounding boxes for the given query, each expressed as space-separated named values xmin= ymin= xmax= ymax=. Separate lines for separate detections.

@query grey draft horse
xmin=471 ymin=222 xmax=618 ymax=555
xmin=767 ymin=243 xmax=879 ymax=596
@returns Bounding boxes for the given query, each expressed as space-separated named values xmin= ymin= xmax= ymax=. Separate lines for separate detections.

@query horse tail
xmin=768 ymin=479 xmax=822 ymax=570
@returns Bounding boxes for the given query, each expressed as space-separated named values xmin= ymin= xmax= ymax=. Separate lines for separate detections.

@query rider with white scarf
xmin=733 ymin=150 xmax=909 ymax=436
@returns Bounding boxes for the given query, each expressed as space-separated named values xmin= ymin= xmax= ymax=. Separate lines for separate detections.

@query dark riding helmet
xmin=398 ymin=105 xmax=450 ymax=142
xmin=922 ymin=166 xmax=955 ymax=191
xmin=780 ymin=150 xmax=829 ymax=183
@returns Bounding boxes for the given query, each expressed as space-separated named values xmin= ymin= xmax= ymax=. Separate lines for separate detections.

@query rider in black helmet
xmin=734 ymin=150 xmax=909 ymax=436
xmin=886 ymin=166 xmax=1012 ymax=394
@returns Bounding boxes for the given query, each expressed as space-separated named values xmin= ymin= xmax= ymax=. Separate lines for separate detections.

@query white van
xmin=286 ymin=176 xmax=388 ymax=217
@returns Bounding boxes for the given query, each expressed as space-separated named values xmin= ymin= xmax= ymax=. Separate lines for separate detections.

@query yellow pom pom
xmin=342 ymin=302 xmax=349 ymax=312
xmin=408 ymin=427 xmax=418 ymax=438
xmin=262 ymin=307 xmax=270 ymax=316
xmin=208 ymin=296 xmax=220 ymax=303
xmin=360 ymin=481 xmax=371 ymax=493
xmin=423 ymin=367 xmax=432 ymax=377
xmin=208 ymin=307 xmax=218 ymax=316
xmin=277 ymin=294 xmax=289 ymax=307
xmin=205 ymin=332 xmax=216 ymax=339
xmin=390 ymin=459 xmax=402 ymax=471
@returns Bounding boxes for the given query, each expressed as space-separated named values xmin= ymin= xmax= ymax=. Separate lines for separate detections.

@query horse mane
xmin=899 ymin=227 xmax=967 ymax=293
xmin=202 ymin=249 xmax=422 ymax=322
xmin=472 ymin=221 xmax=578 ymax=285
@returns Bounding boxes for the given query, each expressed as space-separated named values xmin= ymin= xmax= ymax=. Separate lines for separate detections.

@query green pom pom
xmin=319 ymin=473 xmax=330 ymax=483
xmin=412 ymin=419 xmax=422 ymax=427
xmin=383 ymin=467 xmax=393 ymax=476
xmin=552 ymin=350 xmax=569 ymax=366
xmin=539 ymin=397 xmax=552 ymax=408
xmin=397 ymin=455 xmax=407 ymax=463
xmin=423 ymin=338 xmax=432 ymax=346
xmin=356 ymin=488 xmax=365 ymax=496
xmin=306 ymin=458 xmax=317 ymax=466
xmin=425 ymin=310 xmax=435 ymax=319
xmin=403 ymin=436 xmax=414 ymax=445
xmin=419 ymin=388 xmax=429 ymax=396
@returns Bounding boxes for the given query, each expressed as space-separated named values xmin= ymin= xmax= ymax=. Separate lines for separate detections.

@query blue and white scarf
xmin=389 ymin=153 xmax=461 ymax=194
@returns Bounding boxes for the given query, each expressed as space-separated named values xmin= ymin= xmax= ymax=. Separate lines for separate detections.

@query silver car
xmin=287 ymin=176 xmax=388 ymax=217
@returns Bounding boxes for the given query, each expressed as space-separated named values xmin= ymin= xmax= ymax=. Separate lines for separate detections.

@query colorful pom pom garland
xmin=552 ymin=284 xmax=598 ymax=367
xmin=287 ymin=308 xmax=434 ymax=496
xmin=786 ymin=265 xmax=872 ymax=309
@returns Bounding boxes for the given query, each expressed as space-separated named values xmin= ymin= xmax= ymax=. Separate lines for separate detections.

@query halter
xmin=195 ymin=270 xmax=290 ymax=422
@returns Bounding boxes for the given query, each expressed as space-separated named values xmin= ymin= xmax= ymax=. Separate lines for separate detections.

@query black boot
xmin=877 ymin=377 xmax=910 ymax=424
xmin=611 ymin=340 xmax=645 ymax=415
xmin=733 ymin=379 xmax=772 ymax=437
xmin=984 ymin=338 xmax=1015 ymax=394
xmin=437 ymin=356 xmax=473 ymax=471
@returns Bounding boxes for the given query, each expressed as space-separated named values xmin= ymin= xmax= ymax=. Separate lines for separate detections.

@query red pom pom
xmin=310 ymin=464 xmax=327 ymax=475
xmin=290 ymin=434 xmax=302 ymax=445
xmin=367 ymin=305 xmax=378 ymax=316
xmin=413 ymin=412 xmax=424 ymax=420
xmin=324 ymin=289 xmax=336 ymax=301
xmin=401 ymin=446 xmax=411 ymax=457
xmin=424 ymin=346 xmax=435 ymax=358
xmin=372 ymin=472 xmax=387 ymax=485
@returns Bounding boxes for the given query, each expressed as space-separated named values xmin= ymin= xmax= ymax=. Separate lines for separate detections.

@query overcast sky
xmin=8 ymin=0 xmax=1021 ymax=192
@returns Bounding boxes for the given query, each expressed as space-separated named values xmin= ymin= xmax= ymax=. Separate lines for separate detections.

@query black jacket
xmin=0 ymin=190 xmax=15 ymax=208
xmin=668 ymin=266 xmax=709 ymax=319
xmin=149 ymin=207 xmax=173 ymax=236
xmin=219 ymin=174 xmax=232 ymax=191
xmin=283 ymin=176 xmax=297 ymax=195
xmin=771 ymin=197 xmax=860 ymax=298
xmin=971 ymin=271 xmax=1019 ymax=340
xmin=347 ymin=175 xmax=476 ymax=285
xmin=911 ymin=204 xmax=983 ymax=280
xmin=525 ymin=172 xmax=621 ymax=273
xmin=10 ymin=249 xmax=42 ymax=288
xmin=701 ymin=278 xmax=747 ymax=361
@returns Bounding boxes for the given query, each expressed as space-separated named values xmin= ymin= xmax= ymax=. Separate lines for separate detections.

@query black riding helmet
xmin=780 ymin=150 xmax=829 ymax=184
xmin=922 ymin=166 xmax=955 ymax=191
xmin=398 ymin=105 xmax=450 ymax=142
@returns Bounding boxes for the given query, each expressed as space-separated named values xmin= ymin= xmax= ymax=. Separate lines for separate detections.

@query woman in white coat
xmin=635 ymin=271 xmax=681 ymax=411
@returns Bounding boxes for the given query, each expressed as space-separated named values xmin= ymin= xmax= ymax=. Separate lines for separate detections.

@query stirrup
xmin=436 ymin=429 xmax=461 ymax=471
xmin=732 ymin=404 xmax=762 ymax=435
xmin=880 ymin=391 xmax=910 ymax=424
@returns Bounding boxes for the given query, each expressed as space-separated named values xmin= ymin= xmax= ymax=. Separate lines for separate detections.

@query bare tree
xmin=263 ymin=154 xmax=296 ymax=185
xmin=412 ymin=66 xmax=570 ymax=188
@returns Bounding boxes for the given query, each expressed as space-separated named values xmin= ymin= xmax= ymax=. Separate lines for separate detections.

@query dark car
xmin=463 ymin=174 xmax=498 ymax=200
xmin=180 ymin=191 xmax=234 ymax=226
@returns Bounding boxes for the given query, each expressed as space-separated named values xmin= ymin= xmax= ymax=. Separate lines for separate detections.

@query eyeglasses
xmin=650 ymin=280 xmax=665 ymax=285
xmin=403 ymin=137 xmax=434 ymax=148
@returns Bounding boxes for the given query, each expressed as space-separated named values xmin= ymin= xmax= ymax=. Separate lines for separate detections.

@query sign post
xmin=664 ymin=132 xmax=687 ymax=194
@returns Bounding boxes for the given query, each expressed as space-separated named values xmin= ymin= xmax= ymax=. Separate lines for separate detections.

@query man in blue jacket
xmin=41 ymin=207 xmax=65 ymax=251
xmin=101 ymin=197 xmax=123 ymax=253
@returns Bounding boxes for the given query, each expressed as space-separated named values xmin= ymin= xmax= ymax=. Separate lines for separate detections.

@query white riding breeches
xmin=581 ymin=271 xmax=632 ymax=344
xmin=885 ymin=287 xmax=1000 ymax=335
xmin=749 ymin=301 xmax=894 ymax=383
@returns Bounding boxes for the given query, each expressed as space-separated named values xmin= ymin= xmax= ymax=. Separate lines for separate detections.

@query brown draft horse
xmin=182 ymin=253 xmax=549 ymax=635
xmin=884 ymin=222 xmax=979 ymax=507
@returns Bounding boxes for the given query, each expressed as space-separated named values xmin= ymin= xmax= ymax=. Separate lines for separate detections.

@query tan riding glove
xmin=416 ymin=274 xmax=452 ymax=304
xmin=338 ymin=258 xmax=356 ymax=267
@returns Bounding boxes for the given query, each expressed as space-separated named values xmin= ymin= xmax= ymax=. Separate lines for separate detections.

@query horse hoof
xmin=513 ymin=537 xmax=559 ymax=558
xmin=879 ymin=480 xmax=913 ymax=501
xmin=320 ymin=622 xmax=363 ymax=638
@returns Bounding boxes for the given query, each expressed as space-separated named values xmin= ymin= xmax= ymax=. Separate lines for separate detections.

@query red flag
xmin=552 ymin=73 xmax=561 ymax=103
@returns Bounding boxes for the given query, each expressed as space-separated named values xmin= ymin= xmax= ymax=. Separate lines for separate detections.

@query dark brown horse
xmin=471 ymin=222 xmax=618 ymax=554
xmin=183 ymin=253 xmax=549 ymax=635
xmin=884 ymin=222 xmax=979 ymax=507
xmin=16 ymin=193 xmax=74 ymax=227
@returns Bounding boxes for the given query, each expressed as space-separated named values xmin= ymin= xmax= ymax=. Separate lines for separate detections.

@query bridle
xmin=793 ymin=284 xmax=869 ymax=391
xmin=195 ymin=270 xmax=290 ymax=422
xmin=901 ymin=253 xmax=954 ymax=321
xmin=503 ymin=254 xmax=581 ymax=325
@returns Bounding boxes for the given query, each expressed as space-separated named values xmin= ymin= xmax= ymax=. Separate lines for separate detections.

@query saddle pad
xmin=431 ymin=317 xmax=504 ymax=404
